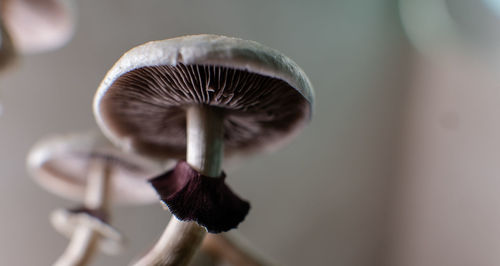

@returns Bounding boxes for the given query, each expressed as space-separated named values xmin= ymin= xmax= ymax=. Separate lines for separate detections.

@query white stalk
xmin=53 ymin=226 xmax=100 ymax=266
xmin=54 ymin=159 xmax=112 ymax=266
xmin=203 ymin=232 xmax=277 ymax=266
xmin=133 ymin=105 xmax=224 ymax=266
xmin=186 ymin=105 xmax=223 ymax=177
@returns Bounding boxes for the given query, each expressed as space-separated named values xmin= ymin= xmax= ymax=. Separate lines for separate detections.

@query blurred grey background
xmin=0 ymin=0 xmax=409 ymax=265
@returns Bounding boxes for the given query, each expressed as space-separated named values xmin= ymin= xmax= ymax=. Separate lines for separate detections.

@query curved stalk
xmin=54 ymin=160 xmax=111 ymax=266
xmin=203 ymin=232 xmax=277 ymax=266
xmin=133 ymin=105 xmax=223 ymax=266
xmin=54 ymin=226 xmax=100 ymax=266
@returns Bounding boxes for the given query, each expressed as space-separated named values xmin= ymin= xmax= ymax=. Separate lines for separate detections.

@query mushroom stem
xmin=133 ymin=105 xmax=224 ymax=266
xmin=186 ymin=105 xmax=224 ymax=177
xmin=54 ymin=160 xmax=112 ymax=266
xmin=202 ymin=232 xmax=277 ymax=266
xmin=84 ymin=159 xmax=112 ymax=210
xmin=54 ymin=226 xmax=100 ymax=266
xmin=133 ymin=219 xmax=206 ymax=266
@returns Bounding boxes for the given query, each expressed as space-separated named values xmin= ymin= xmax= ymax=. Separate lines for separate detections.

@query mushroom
xmin=27 ymin=132 xmax=166 ymax=265
xmin=93 ymin=34 xmax=314 ymax=265
xmin=1 ymin=0 xmax=76 ymax=54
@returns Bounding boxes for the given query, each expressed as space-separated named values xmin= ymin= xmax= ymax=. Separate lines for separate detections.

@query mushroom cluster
xmin=21 ymin=24 xmax=313 ymax=263
xmin=93 ymin=34 xmax=314 ymax=265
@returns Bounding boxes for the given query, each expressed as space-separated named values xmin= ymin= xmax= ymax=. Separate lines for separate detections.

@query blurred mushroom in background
xmin=390 ymin=1 xmax=500 ymax=266
xmin=0 ymin=0 xmax=76 ymax=70
xmin=0 ymin=0 xmax=76 ymax=117
xmin=1 ymin=0 xmax=76 ymax=54
xmin=27 ymin=132 xmax=165 ymax=265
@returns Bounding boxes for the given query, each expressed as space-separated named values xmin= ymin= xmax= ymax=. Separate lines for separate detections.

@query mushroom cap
xmin=1 ymin=0 xmax=76 ymax=54
xmin=51 ymin=208 xmax=124 ymax=255
xmin=27 ymin=132 xmax=168 ymax=205
xmin=94 ymin=34 xmax=314 ymax=159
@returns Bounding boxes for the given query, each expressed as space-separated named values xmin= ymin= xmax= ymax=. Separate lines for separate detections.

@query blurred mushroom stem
xmin=133 ymin=105 xmax=224 ymax=266
xmin=54 ymin=160 xmax=111 ymax=266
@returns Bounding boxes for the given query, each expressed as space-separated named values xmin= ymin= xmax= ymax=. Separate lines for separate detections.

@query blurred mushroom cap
xmin=27 ymin=131 xmax=169 ymax=205
xmin=1 ymin=0 xmax=76 ymax=54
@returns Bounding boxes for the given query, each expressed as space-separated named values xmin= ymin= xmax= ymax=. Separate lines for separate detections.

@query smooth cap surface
xmin=94 ymin=34 xmax=314 ymax=158
xmin=27 ymin=132 xmax=167 ymax=205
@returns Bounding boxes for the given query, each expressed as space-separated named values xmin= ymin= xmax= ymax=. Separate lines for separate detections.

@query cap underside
xmin=99 ymin=63 xmax=310 ymax=158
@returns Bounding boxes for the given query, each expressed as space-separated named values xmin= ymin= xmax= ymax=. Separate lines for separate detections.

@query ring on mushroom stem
xmin=93 ymin=34 xmax=314 ymax=266
xmin=27 ymin=132 xmax=166 ymax=265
